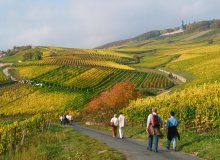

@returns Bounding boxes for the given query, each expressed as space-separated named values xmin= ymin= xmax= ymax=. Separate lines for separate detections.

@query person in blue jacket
xmin=166 ymin=111 xmax=180 ymax=151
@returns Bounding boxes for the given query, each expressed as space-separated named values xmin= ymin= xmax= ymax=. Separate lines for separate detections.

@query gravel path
xmin=71 ymin=124 xmax=198 ymax=160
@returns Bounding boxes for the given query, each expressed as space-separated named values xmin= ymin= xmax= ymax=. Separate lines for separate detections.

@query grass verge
xmin=9 ymin=124 xmax=126 ymax=160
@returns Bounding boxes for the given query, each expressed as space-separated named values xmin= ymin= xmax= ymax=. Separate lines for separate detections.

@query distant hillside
xmin=97 ymin=19 xmax=220 ymax=49
xmin=96 ymin=30 xmax=161 ymax=49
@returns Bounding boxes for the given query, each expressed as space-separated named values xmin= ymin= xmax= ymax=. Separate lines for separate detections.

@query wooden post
xmin=21 ymin=123 xmax=27 ymax=146
xmin=218 ymin=104 xmax=220 ymax=133
xmin=3 ymin=131 xmax=8 ymax=160
xmin=9 ymin=128 xmax=14 ymax=156
xmin=47 ymin=119 xmax=51 ymax=130
xmin=35 ymin=119 xmax=38 ymax=135
xmin=195 ymin=109 xmax=197 ymax=133
xmin=180 ymin=112 xmax=183 ymax=133
xmin=13 ymin=127 xmax=17 ymax=152
xmin=42 ymin=119 xmax=45 ymax=133
xmin=206 ymin=108 xmax=209 ymax=133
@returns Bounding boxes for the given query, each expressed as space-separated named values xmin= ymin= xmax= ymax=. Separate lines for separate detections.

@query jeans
xmin=148 ymin=135 xmax=159 ymax=152
xmin=167 ymin=136 xmax=177 ymax=150
xmin=119 ymin=127 xmax=124 ymax=138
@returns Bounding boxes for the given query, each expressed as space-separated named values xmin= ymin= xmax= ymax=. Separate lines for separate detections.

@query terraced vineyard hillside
xmin=106 ymin=28 xmax=220 ymax=87
xmin=1 ymin=20 xmax=220 ymax=159
xmin=1 ymin=47 xmax=174 ymax=116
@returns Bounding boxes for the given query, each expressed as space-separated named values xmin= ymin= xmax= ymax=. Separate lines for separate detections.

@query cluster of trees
xmin=3 ymin=45 xmax=32 ymax=57
xmin=83 ymin=81 xmax=140 ymax=124
xmin=23 ymin=50 xmax=42 ymax=61
xmin=186 ymin=19 xmax=220 ymax=33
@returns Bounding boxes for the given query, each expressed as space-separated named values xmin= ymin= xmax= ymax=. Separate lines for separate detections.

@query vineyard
xmin=27 ymin=66 xmax=174 ymax=92
xmin=0 ymin=83 xmax=79 ymax=116
xmin=1 ymin=27 xmax=220 ymax=159
xmin=15 ymin=58 xmax=135 ymax=70
xmin=0 ymin=114 xmax=51 ymax=157
xmin=123 ymin=82 xmax=220 ymax=131
xmin=14 ymin=66 xmax=59 ymax=79
xmin=167 ymin=45 xmax=220 ymax=86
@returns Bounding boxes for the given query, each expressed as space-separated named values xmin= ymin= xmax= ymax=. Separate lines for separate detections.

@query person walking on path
xmin=118 ymin=112 xmax=127 ymax=139
xmin=146 ymin=108 xmax=163 ymax=152
xmin=110 ymin=114 xmax=119 ymax=138
xmin=166 ymin=111 xmax=180 ymax=151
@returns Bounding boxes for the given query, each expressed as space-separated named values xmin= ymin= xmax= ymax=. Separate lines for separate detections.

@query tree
xmin=83 ymin=81 xmax=139 ymax=124
xmin=23 ymin=50 xmax=42 ymax=61
xmin=133 ymin=55 xmax=140 ymax=63
xmin=23 ymin=52 xmax=33 ymax=61
xmin=182 ymin=20 xmax=186 ymax=29
xmin=210 ymin=20 xmax=220 ymax=28
xmin=208 ymin=38 xmax=214 ymax=44
xmin=33 ymin=51 xmax=42 ymax=60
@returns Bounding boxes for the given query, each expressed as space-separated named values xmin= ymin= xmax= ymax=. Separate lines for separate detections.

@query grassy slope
xmin=9 ymin=124 xmax=125 ymax=160
xmin=0 ymin=68 xmax=9 ymax=83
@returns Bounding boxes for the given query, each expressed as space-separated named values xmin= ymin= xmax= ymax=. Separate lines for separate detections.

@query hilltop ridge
xmin=97 ymin=19 xmax=220 ymax=49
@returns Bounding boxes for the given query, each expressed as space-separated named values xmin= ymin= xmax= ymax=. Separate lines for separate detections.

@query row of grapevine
xmin=0 ymin=87 xmax=78 ymax=116
xmin=29 ymin=66 xmax=173 ymax=93
xmin=34 ymin=66 xmax=88 ymax=85
xmin=0 ymin=84 xmax=36 ymax=107
xmin=51 ymin=47 xmax=133 ymax=64
xmin=123 ymin=82 xmax=220 ymax=131
xmin=64 ymin=68 xmax=114 ymax=88
xmin=15 ymin=58 xmax=134 ymax=70
xmin=56 ymin=52 xmax=130 ymax=64
xmin=142 ymin=73 xmax=174 ymax=89
xmin=0 ymin=114 xmax=51 ymax=157
xmin=14 ymin=65 xmax=59 ymax=79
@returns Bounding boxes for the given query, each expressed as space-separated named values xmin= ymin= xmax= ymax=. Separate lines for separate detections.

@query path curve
xmin=71 ymin=124 xmax=198 ymax=160
xmin=0 ymin=63 xmax=17 ymax=81
xmin=158 ymin=68 xmax=187 ymax=83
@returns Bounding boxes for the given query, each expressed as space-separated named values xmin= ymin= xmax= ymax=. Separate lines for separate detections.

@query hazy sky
xmin=0 ymin=0 xmax=220 ymax=50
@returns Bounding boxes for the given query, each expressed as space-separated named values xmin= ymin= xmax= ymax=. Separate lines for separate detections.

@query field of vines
xmin=123 ymin=82 xmax=220 ymax=131
xmin=15 ymin=58 xmax=135 ymax=70
xmin=28 ymin=66 xmax=173 ymax=92
xmin=0 ymin=83 xmax=78 ymax=116
xmin=14 ymin=66 xmax=59 ymax=79
xmin=142 ymin=72 xmax=174 ymax=89
xmin=166 ymin=44 xmax=220 ymax=86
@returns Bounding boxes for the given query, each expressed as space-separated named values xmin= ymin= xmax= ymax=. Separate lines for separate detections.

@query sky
xmin=0 ymin=0 xmax=220 ymax=50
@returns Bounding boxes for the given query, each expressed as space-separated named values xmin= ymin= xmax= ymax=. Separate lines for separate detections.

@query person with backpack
xmin=110 ymin=114 xmax=119 ymax=138
xmin=146 ymin=108 xmax=163 ymax=152
xmin=118 ymin=112 xmax=127 ymax=139
xmin=166 ymin=111 xmax=180 ymax=151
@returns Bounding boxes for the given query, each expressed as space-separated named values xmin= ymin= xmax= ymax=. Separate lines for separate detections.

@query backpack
xmin=152 ymin=114 xmax=160 ymax=128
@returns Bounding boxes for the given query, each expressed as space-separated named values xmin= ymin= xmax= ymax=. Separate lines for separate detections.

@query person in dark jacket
xmin=166 ymin=111 xmax=180 ymax=151
xmin=146 ymin=108 xmax=163 ymax=152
